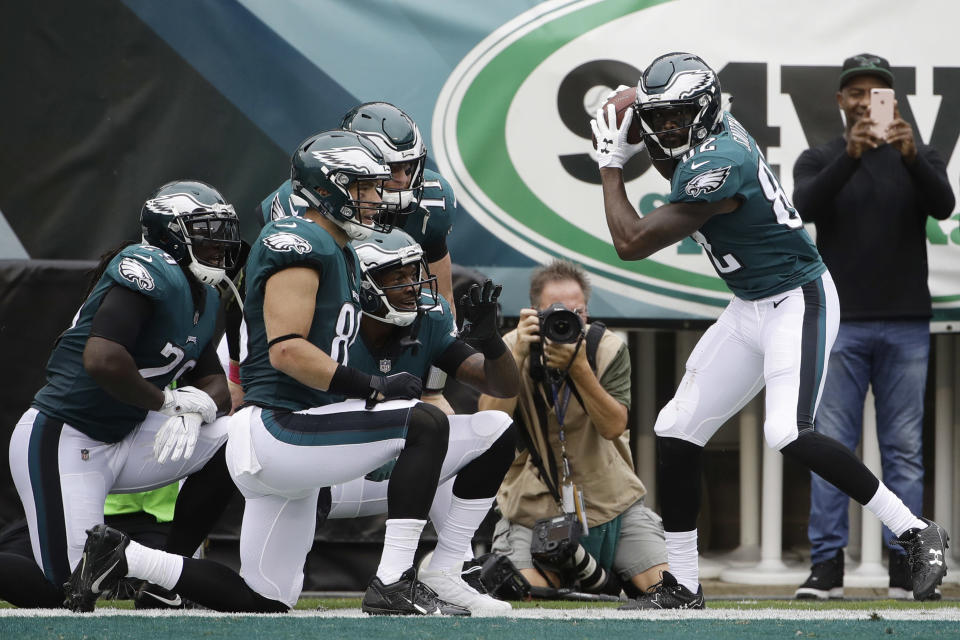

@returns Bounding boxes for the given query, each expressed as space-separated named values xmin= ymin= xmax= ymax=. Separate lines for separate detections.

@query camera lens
xmin=541 ymin=307 xmax=583 ymax=343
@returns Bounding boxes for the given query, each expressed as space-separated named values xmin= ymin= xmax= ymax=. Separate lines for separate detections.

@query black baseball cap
xmin=839 ymin=53 xmax=894 ymax=89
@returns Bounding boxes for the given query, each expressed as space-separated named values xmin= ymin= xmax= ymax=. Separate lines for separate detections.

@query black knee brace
xmin=453 ymin=423 xmax=517 ymax=499
xmin=657 ymin=436 xmax=703 ymax=532
xmin=387 ymin=402 xmax=450 ymax=519
xmin=780 ymin=431 xmax=879 ymax=505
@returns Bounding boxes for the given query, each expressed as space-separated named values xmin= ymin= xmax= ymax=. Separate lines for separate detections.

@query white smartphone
xmin=870 ymin=88 xmax=895 ymax=139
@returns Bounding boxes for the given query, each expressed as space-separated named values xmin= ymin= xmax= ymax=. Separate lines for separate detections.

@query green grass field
xmin=2 ymin=598 xmax=959 ymax=640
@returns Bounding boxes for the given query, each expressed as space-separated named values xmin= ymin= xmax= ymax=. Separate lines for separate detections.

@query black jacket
xmin=793 ymin=137 xmax=954 ymax=320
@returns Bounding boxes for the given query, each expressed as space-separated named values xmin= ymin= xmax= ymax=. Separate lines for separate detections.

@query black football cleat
xmin=63 ymin=524 xmax=130 ymax=612
xmin=894 ymin=518 xmax=949 ymax=601
xmin=134 ymin=580 xmax=184 ymax=609
xmin=361 ymin=567 xmax=470 ymax=616
xmin=618 ymin=570 xmax=705 ymax=610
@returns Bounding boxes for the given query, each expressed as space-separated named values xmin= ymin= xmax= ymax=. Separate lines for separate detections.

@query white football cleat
xmin=419 ymin=565 xmax=512 ymax=616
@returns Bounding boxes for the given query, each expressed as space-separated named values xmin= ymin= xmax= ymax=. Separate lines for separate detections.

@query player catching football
xmin=591 ymin=51 xmax=949 ymax=609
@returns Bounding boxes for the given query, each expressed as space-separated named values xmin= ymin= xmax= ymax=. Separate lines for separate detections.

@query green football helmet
xmin=340 ymin=102 xmax=427 ymax=213
xmin=354 ymin=229 xmax=439 ymax=326
xmin=140 ymin=180 xmax=241 ymax=286
xmin=290 ymin=130 xmax=394 ymax=241
xmin=636 ymin=52 xmax=723 ymax=160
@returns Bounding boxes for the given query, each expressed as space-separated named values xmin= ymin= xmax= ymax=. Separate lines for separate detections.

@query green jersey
xmin=669 ymin=112 xmax=825 ymax=300
xmin=241 ymin=217 xmax=362 ymax=410
xmin=395 ymin=169 xmax=456 ymax=261
xmin=32 ymin=244 xmax=219 ymax=443
xmin=349 ymin=294 xmax=457 ymax=379
xmin=258 ymin=169 xmax=455 ymax=261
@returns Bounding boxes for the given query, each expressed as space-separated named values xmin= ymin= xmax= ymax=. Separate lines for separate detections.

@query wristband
xmin=480 ymin=334 xmax=508 ymax=360
xmin=328 ymin=364 xmax=373 ymax=399
xmin=228 ymin=361 xmax=242 ymax=385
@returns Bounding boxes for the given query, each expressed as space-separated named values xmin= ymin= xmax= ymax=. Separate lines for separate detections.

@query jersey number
xmin=757 ymin=156 xmax=802 ymax=229
xmin=690 ymin=230 xmax=742 ymax=274
xmin=138 ymin=343 xmax=196 ymax=381
xmin=330 ymin=303 xmax=361 ymax=366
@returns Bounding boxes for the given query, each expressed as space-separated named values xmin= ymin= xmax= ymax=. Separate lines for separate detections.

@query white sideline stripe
xmin=2 ymin=608 xmax=960 ymax=621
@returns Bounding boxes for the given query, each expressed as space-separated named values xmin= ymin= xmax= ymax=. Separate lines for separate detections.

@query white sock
xmin=664 ymin=530 xmax=699 ymax=593
xmin=428 ymin=496 xmax=493 ymax=573
xmin=124 ymin=540 xmax=183 ymax=591
xmin=377 ymin=518 xmax=426 ymax=584
xmin=865 ymin=484 xmax=926 ymax=537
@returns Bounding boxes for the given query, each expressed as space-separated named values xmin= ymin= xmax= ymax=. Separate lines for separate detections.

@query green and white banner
xmin=433 ymin=0 xmax=960 ymax=322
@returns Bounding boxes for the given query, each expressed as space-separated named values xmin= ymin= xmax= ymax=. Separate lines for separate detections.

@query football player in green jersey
xmin=259 ymin=102 xmax=458 ymax=315
xmin=258 ymin=102 xmax=460 ymax=415
xmin=322 ymin=229 xmax=518 ymax=615
xmin=256 ymin=102 xmax=459 ymax=414
xmin=591 ymin=52 xmax=948 ymax=608
xmin=2 ymin=180 xmax=240 ymax=609
xmin=67 ymin=131 xmax=468 ymax=616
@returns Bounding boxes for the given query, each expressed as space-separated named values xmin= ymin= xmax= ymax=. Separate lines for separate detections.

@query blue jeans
xmin=808 ymin=320 xmax=928 ymax=564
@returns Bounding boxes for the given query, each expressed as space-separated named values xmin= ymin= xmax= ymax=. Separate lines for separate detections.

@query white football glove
xmin=154 ymin=412 xmax=203 ymax=464
xmin=160 ymin=386 xmax=218 ymax=424
xmin=590 ymin=103 xmax=645 ymax=170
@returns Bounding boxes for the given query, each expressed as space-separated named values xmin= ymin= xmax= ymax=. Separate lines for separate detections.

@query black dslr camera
xmin=530 ymin=513 xmax=584 ymax=566
xmin=530 ymin=513 xmax=620 ymax=595
xmin=538 ymin=303 xmax=584 ymax=344
xmin=529 ymin=303 xmax=584 ymax=384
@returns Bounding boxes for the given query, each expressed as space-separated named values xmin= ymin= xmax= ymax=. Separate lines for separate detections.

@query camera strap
xmin=523 ymin=322 xmax=606 ymax=511
xmin=527 ymin=389 xmax=564 ymax=503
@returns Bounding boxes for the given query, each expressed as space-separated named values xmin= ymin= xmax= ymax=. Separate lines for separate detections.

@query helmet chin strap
xmin=186 ymin=245 xmax=228 ymax=287
xmin=188 ymin=261 xmax=227 ymax=287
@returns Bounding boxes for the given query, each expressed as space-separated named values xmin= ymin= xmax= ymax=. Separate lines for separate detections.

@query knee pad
xmin=653 ymin=379 xmax=700 ymax=442
xmin=469 ymin=410 xmax=513 ymax=441
xmin=408 ymin=402 xmax=450 ymax=444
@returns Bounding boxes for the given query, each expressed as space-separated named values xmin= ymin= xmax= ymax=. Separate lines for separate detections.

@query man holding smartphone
xmin=792 ymin=53 xmax=955 ymax=600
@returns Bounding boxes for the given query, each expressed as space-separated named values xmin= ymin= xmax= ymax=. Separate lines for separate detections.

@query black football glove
xmin=459 ymin=279 xmax=503 ymax=344
xmin=366 ymin=372 xmax=423 ymax=410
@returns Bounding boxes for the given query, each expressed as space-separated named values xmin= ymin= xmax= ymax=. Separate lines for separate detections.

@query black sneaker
xmin=134 ymin=581 xmax=184 ymax=609
xmin=894 ymin=517 xmax=949 ymax=601
xmin=795 ymin=550 xmax=844 ymax=600
xmin=618 ymin=571 xmax=705 ymax=610
xmin=460 ymin=558 xmax=488 ymax=594
xmin=361 ymin=567 xmax=471 ymax=616
xmin=63 ymin=524 xmax=130 ymax=612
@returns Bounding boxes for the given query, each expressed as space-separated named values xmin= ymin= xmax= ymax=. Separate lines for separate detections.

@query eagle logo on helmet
xmin=642 ymin=70 xmax=715 ymax=103
xmin=144 ymin=193 xmax=206 ymax=217
xmin=118 ymin=257 xmax=156 ymax=291
xmin=685 ymin=166 xmax=732 ymax=197
xmin=310 ymin=147 xmax=389 ymax=175
xmin=263 ymin=232 xmax=312 ymax=254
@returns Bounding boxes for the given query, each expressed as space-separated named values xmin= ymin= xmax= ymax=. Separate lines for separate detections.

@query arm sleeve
xmin=423 ymin=235 xmax=449 ymax=263
xmin=908 ymin=146 xmax=956 ymax=220
xmin=792 ymin=146 xmax=859 ymax=224
xmin=434 ymin=339 xmax=477 ymax=375
xmin=89 ymin=285 xmax=153 ymax=351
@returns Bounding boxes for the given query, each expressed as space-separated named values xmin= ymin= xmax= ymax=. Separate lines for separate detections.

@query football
xmin=591 ymin=86 xmax=642 ymax=149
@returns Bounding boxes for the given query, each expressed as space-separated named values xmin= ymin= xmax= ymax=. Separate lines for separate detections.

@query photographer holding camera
xmin=479 ymin=260 xmax=667 ymax=596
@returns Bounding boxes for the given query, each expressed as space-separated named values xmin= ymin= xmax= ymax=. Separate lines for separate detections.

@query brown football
xmin=591 ymin=86 xmax=642 ymax=149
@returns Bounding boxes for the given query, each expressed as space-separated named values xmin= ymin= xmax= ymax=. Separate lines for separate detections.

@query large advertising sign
xmin=433 ymin=0 xmax=960 ymax=322
xmin=2 ymin=0 xmax=958 ymax=323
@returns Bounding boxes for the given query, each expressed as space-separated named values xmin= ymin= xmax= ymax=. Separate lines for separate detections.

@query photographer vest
xmin=497 ymin=325 xmax=646 ymax=529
